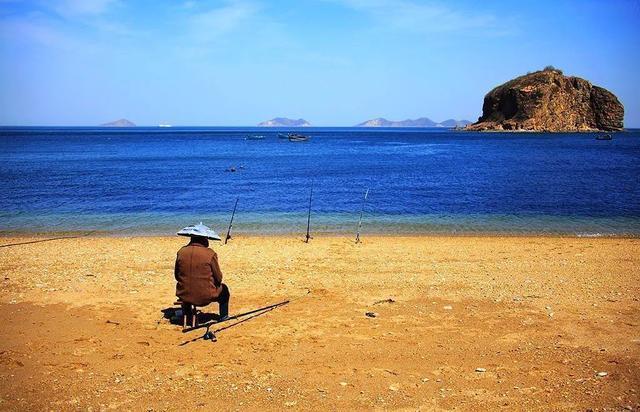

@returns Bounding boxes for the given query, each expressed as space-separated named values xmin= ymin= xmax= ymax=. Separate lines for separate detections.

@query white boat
xmin=158 ymin=123 xmax=172 ymax=128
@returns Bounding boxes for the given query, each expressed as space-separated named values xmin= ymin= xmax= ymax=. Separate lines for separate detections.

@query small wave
xmin=575 ymin=232 xmax=613 ymax=238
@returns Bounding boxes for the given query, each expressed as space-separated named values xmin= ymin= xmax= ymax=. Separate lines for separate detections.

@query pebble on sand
xmin=596 ymin=371 xmax=608 ymax=377
xmin=443 ymin=305 xmax=453 ymax=310
xmin=475 ymin=368 xmax=487 ymax=373
xmin=365 ymin=312 xmax=377 ymax=318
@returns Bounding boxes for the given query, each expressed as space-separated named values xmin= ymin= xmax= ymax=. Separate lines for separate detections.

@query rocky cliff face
xmin=466 ymin=69 xmax=624 ymax=132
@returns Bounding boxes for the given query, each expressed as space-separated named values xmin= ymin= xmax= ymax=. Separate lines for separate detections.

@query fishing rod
xmin=181 ymin=300 xmax=288 ymax=344
xmin=355 ymin=188 xmax=369 ymax=243
xmin=1 ymin=195 xmax=169 ymax=248
xmin=224 ymin=197 xmax=239 ymax=244
xmin=180 ymin=289 xmax=311 ymax=345
xmin=181 ymin=299 xmax=291 ymax=334
xmin=305 ymin=181 xmax=314 ymax=243
xmin=0 ymin=231 xmax=98 ymax=248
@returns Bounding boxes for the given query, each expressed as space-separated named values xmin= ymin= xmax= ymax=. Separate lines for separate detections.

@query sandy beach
xmin=0 ymin=235 xmax=638 ymax=410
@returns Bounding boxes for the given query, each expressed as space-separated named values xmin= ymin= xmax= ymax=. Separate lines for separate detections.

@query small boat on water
xmin=245 ymin=135 xmax=265 ymax=140
xmin=596 ymin=134 xmax=612 ymax=141
xmin=277 ymin=132 xmax=310 ymax=141
xmin=288 ymin=133 xmax=309 ymax=142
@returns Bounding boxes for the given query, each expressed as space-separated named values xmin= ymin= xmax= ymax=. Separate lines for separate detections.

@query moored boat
xmin=288 ymin=133 xmax=309 ymax=142
xmin=245 ymin=135 xmax=265 ymax=140
xmin=595 ymin=134 xmax=612 ymax=140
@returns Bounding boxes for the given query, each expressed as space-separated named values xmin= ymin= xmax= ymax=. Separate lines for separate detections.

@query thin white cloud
xmin=0 ymin=15 xmax=85 ymax=50
xmin=49 ymin=0 xmax=119 ymax=17
xmin=0 ymin=1 xmax=135 ymax=53
xmin=1 ymin=0 xmax=260 ymax=56
xmin=187 ymin=0 xmax=260 ymax=44
xmin=33 ymin=0 xmax=138 ymax=40
xmin=331 ymin=0 xmax=499 ymax=33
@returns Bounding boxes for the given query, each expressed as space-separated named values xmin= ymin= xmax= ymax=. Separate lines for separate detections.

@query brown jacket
xmin=174 ymin=242 xmax=224 ymax=306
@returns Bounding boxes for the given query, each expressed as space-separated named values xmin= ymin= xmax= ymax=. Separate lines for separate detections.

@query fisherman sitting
xmin=174 ymin=223 xmax=230 ymax=321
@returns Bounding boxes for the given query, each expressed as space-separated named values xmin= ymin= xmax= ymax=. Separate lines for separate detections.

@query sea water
xmin=1 ymin=127 xmax=639 ymax=236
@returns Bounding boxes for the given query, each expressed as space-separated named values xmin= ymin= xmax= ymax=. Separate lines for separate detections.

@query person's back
xmin=174 ymin=235 xmax=229 ymax=319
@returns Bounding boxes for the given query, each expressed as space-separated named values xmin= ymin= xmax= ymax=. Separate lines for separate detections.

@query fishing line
xmin=0 ymin=200 xmax=159 ymax=248
xmin=179 ymin=289 xmax=311 ymax=344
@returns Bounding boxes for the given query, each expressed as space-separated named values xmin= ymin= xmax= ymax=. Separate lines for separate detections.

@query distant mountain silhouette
xmin=101 ymin=118 xmax=136 ymax=127
xmin=439 ymin=119 xmax=472 ymax=127
xmin=356 ymin=117 xmax=471 ymax=127
xmin=258 ymin=117 xmax=311 ymax=127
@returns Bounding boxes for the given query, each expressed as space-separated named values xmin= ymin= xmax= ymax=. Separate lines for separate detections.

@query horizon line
xmin=2 ymin=125 xmax=639 ymax=130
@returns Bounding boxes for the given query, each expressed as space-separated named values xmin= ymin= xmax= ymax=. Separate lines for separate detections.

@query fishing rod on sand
xmin=181 ymin=299 xmax=291 ymax=334
xmin=305 ymin=180 xmax=314 ymax=243
xmin=179 ymin=301 xmax=289 ymax=345
xmin=355 ymin=188 xmax=369 ymax=243
xmin=224 ymin=197 xmax=239 ymax=244
xmin=180 ymin=289 xmax=311 ymax=344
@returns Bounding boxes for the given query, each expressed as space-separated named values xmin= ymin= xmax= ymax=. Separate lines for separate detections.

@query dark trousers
xmin=214 ymin=283 xmax=230 ymax=318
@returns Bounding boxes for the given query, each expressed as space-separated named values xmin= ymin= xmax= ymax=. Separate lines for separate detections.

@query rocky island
xmin=101 ymin=118 xmax=136 ymax=127
xmin=466 ymin=67 xmax=624 ymax=132
xmin=356 ymin=118 xmax=471 ymax=127
xmin=258 ymin=117 xmax=311 ymax=127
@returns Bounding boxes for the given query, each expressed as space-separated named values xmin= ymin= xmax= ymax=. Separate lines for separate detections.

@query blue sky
xmin=0 ymin=0 xmax=639 ymax=126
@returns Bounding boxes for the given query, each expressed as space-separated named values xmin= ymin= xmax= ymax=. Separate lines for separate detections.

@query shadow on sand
xmin=160 ymin=300 xmax=290 ymax=346
xmin=160 ymin=307 xmax=224 ymax=325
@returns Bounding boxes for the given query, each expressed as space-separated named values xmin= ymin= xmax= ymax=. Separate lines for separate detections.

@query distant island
xmin=100 ymin=118 xmax=136 ymax=127
xmin=465 ymin=66 xmax=624 ymax=132
xmin=258 ymin=117 xmax=311 ymax=127
xmin=356 ymin=118 xmax=471 ymax=127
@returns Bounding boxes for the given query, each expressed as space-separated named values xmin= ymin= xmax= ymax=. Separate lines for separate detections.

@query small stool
xmin=175 ymin=301 xmax=198 ymax=329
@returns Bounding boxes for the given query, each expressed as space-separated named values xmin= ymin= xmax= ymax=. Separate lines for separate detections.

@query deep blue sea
xmin=1 ymin=127 xmax=639 ymax=236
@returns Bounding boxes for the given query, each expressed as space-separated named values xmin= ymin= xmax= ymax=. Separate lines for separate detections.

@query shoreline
xmin=3 ymin=212 xmax=638 ymax=239
xmin=2 ymin=231 xmax=640 ymax=240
